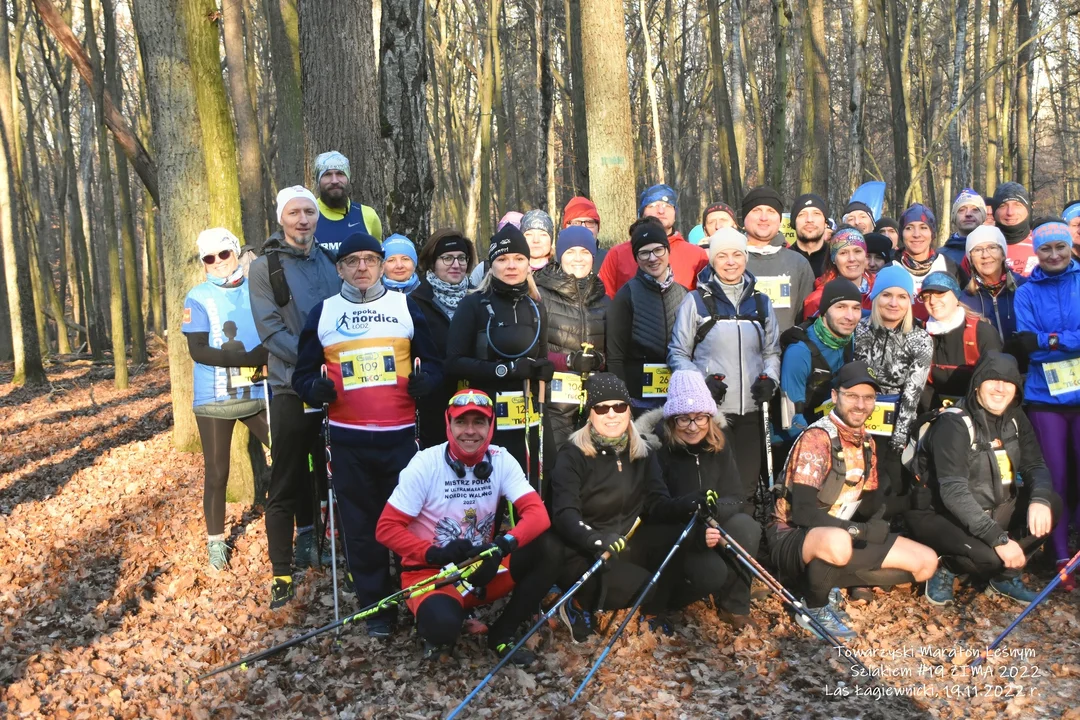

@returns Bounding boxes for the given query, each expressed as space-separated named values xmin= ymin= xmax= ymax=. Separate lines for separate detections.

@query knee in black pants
xmin=415 ymin=593 xmax=465 ymax=647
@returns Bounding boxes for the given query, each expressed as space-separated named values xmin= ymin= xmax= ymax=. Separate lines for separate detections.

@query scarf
xmin=640 ymin=267 xmax=676 ymax=291
xmin=975 ymin=271 xmax=1008 ymax=298
xmin=999 ymin=220 xmax=1031 ymax=245
xmin=383 ymin=273 xmax=420 ymax=294
xmin=589 ymin=426 xmax=629 ymax=455
xmin=899 ymin=249 xmax=937 ymax=276
xmin=926 ymin=305 xmax=966 ymax=336
xmin=341 ymin=278 xmax=386 ymax=303
xmin=207 ymin=267 xmax=245 ymax=288
xmin=812 ymin=315 xmax=850 ymax=350
xmin=426 ymin=270 xmax=468 ymax=317
xmin=491 ymin=275 xmax=530 ymax=300
xmin=530 ymin=258 xmax=550 ymax=272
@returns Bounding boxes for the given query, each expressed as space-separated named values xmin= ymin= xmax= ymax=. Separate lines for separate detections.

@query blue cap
xmin=687 ymin=224 xmax=707 ymax=246
xmin=382 ymin=233 xmax=417 ymax=264
xmin=1063 ymin=202 xmax=1080 ymax=224
xmin=337 ymin=232 xmax=384 ymax=262
xmin=919 ymin=271 xmax=961 ymax=299
xmin=638 ymin=184 xmax=678 ymax=216
xmin=555 ymin=226 xmax=598 ymax=261
xmin=868 ymin=264 xmax=915 ymax=301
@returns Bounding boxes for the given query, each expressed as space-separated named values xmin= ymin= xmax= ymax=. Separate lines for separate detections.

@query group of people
xmin=180 ymin=150 xmax=1078 ymax=665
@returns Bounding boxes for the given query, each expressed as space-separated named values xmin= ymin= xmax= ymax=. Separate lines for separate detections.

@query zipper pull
xmin=616 ymin=457 xmax=623 ymax=472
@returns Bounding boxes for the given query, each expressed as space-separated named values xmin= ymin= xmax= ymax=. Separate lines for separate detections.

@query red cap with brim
xmin=446 ymin=389 xmax=495 ymax=420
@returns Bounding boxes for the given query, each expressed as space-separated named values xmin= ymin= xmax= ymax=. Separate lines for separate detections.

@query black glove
xmin=1013 ymin=331 xmax=1041 ymax=356
xmin=751 ymin=376 xmax=777 ymax=404
xmin=705 ymin=374 xmax=728 ymax=404
xmin=674 ymin=493 xmax=706 ymax=518
xmin=532 ymin=358 xmax=556 ymax=382
xmin=469 ymin=552 xmax=502 ymax=587
xmin=568 ymin=350 xmax=605 ymax=373
xmin=863 ymin=519 xmax=891 ymax=544
xmin=309 ymin=377 xmax=338 ymax=406
xmin=425 ymin=538 xmax=476 ymax=567
xmin=407 ymin=370 xmax=439 ymax=399
xmin=593 ymin=533 xmax=628 ymax=559
xmin=504 ymin=358 xmax=535 ymax=380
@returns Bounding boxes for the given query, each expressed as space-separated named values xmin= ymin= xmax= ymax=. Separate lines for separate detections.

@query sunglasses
xmin=202 ymin=249 xmax=233 ymax=264
xmin=592 ymin=402 xmax=630 ymax=415
xmin=449 ymin=391 xmax=493 ymax=408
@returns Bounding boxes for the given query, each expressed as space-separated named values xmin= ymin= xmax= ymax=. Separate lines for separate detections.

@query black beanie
xmin=844 ymin=201 xmax=874 ymax=218
xmin=741 ymin=186 xmax=784 ymax=221
xmin=790 ymin=193 xmax=828 ymax=222
xmin=864 ymin=232 xmax=893 ymax=262
xmin=874 ymin=217 xmax=899 ymax=233
xmin=630 ymin=218 xmax=670 ymax=255
xmin=991 ymin=182 xmax=1031 ymax=215
xmin=819 ymin=278 xmax=863 ymax=313
xmin=488 ymin=224 xmax=530 ymax=263
xmin=583 ymin=372 xmax=632 ymax=415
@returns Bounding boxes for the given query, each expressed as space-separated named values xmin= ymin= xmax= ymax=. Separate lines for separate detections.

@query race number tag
xmin=833 ymin=499 xmax=862 ymax=521
xmin=641 ymin=363 xmax=671 ymax=398
xmin=550 ymin=371 xmax=584 ymax=405
xmin=339 ymin=347 xmax=397 ymax=391
xmin=755 ymin=275 xmax=792 ymax=309
xmin=227 ymin=366 xmax=259 ymax=389
xmin=995 ymin=449 xmax=1014 ymax=485
xmin=1043 ymin=357 xmax=1080 ymax=397
xmin=864 ymin=394 xmax=899 ymax=437
xmin=495 ymin=391 xmax=539 ymax=430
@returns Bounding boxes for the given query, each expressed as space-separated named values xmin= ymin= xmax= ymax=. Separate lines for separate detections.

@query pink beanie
xmin=663 ymin=370 xmax=718 ymax=418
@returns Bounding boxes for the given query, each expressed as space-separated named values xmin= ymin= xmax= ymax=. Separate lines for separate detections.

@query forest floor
xmin=1 ymin=360 xmax=1079 ymax=720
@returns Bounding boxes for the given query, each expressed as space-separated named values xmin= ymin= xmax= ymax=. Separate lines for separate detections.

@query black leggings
xmin=194 ymin=412 xmax=270 ymax=535
xmin=673 ymin=512 xmax=761 ymax=615
xmin=725 ymin=410 xmax=763 ymax=501
xmin=414 ymin=531 xmax=561 ymax=648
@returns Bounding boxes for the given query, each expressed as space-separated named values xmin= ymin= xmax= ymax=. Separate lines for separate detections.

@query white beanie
xmin=276 ymin=185 xmax=318 ymax=224
xmin=965 ymin=224 xmax=1007 ymax=258
xmin=314 ymin=151 xmax=350 ymax=184
xmin=707 ymin=227 xmax=748 ymax=264
xmin=196 ymin=227 xmax=241 ymax=258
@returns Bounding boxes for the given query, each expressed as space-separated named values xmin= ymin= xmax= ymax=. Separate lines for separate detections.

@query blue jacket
xmin=1013 ymin=260 xmax=1080 ymax=406
xmin=959 ymin=272 xmax=1025 ymax=344
xmin=939 ymin=233 xmax=969 ymax=269
xmin=779 ymin=324 xmax=850 ymax=439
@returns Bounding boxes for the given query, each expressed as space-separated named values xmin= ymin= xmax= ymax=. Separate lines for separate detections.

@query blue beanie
xmin=1032 ymin=221 xmax=1072 ymax=251
xmin=337 ymin=232 xmax=384 ymax=262
xmin=638 ymin=184 xmax=678 ymax=216
xmin=868 ymin=264 xmax=915 ymax=301
xmin=687 ymin=224 xmax=707 ymax=246
xmin=555 ymin=226 xmax=597 ymax=261
xmin=382 ymin=233 xmax=418 ymax=264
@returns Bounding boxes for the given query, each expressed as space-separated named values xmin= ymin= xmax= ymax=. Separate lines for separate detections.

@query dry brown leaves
xmin=1 ymin=362 xmax=1078 ymax=719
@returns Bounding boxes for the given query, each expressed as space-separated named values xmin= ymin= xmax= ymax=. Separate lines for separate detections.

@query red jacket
xmin=800 ymin=272 xmax=875 ymax=320
xmin=598 ymin=232 xmax=707 ymax=299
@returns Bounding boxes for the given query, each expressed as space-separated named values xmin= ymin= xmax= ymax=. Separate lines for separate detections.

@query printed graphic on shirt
xmin=182 ymin=281 xmax=265 ymax=407
xmin=433 ymin=507 xmax=496 ymax=546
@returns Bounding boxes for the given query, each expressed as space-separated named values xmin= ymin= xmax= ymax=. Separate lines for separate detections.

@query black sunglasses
xmin=202 ymin=249 xmax=233 ymax=264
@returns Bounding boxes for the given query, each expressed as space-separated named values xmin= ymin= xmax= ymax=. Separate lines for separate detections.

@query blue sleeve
xmin=1014 ymin=283 xmax=1080 ymax=361
xmin=291 ymin=301 xmax=326 ymax=404
xmin=780 ymin=342 xmax=813 ymax=405
xmin=182 ymin=292 xmax=209 ymax=334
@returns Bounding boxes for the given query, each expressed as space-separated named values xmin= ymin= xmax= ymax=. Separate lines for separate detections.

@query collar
xmin=926 ymin=305 xmax=966 ymax=336
xmin=341 ymin=279 xmax=386 ymax=303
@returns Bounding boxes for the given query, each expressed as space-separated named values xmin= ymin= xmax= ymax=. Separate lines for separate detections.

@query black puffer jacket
xmin=535 ymin=264 xmax=609 ymax=358
xmin=410 ymin=276 xmax=458 ymax=448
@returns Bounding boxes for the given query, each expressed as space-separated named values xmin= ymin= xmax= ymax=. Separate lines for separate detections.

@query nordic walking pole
xmin=523 ymin=378 xmax=532 ymax=490
xmin=320 ymin=365 xmax=340 ymax=627
xmin=537 ymin=378 xmax=546 ymax=500
xmin=759 ymin=374 xmax=775 ymax=490
xmin=698 ymin=511 xmax=870 ymax=674
xmin=196 ymin=548 xmax=500 ymax=682
xmin=969 ymin=548 xmax=1080 ymax=668
xmin=413 ymin=358 xmax=422 ymax=450
xmin=571 ymin=513 xmax=699 ymax=702
xmin=261 ymin=368 xmax=272 ymax=451
xmin=445 ymin=518 xmax=643 ymax=720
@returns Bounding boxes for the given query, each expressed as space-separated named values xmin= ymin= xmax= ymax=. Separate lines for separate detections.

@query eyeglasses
xmin=969 ymin=246 xmax=1003 ymax=258
xmin=674 ymin=414 xmax=712 ymax=429
xmin=592 ymin=401 xmax=630 ymax=415
xmin=202 ymin=249 xmax=233 ymax=264
xmin=438 ymin=253 xmax=469 ymax=266
xmin=569 ymin=219 xmax=599 ymax=229
xmin=837 ymin=390 xmax=877 ymax=405
xmin=340 ymin=254 xmax=383 ymax=268
xmin=449 ymin=391 xmax=493 ymax=408
xmin=635 ymin=246 xmax=669 ymax=262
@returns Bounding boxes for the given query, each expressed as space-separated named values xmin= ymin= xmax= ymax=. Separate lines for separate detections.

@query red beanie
xmin=562 ymin=196 xmax=601 ymax=229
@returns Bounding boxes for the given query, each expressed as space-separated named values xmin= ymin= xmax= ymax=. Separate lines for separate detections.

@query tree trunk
xmin=579 ymin=0 xmax=637 ymax=245
xmin=1015 ymin=0 xmax=1031 ymax=189
xmin=476 ymin=0 xmax=495 ymax=250
xmin=566 ymin=0 xmax=589 ymax=196
xmin=947 ymin=0 xmax=970 ymax=194
xmin=876 ymin=0 xmax=911 ymax=213
xmin=540 ymin=0 xmax=556 ymax=214
xmin=900 ymin=3 xmax=921 ymax=204
xmin=380 ymin=0 xmax=433 ymax=242
xmin=804 ymin=0 xmax=829 ymax=198
xmin=847 ymin=0 xmax=868 ymax=193
xmin=706 ymin=0 xmax=741 ymax=203
xmin=299 ymin=0 xmax=386 ymax=213
xmin=971 ymin=0 xmax=983 ymax=191
xmin=222 ymin=0 xmax=269 ymax=247
xmin=767 ymin=0 xmax=791 ymax=189
xmin=266 ymin=0 xmax=303 ymax=190
xmin=728 ymin=0 xmax=748 ymax=179
xmin=740 ymin=19 xmax=766 ymax=186
xmin=984 ymin=0 xmax=999 ymax=193
xmin=638 ymin=0 xmax=664 ymax=183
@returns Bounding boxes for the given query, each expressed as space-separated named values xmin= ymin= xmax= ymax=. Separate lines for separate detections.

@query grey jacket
xmin=745 ymin=233 xmax=815 ymax=332
xmin=248 ymin=232 xmax=341 ymax=394
xmin=667 ymin=269 xmax=781 ymax=416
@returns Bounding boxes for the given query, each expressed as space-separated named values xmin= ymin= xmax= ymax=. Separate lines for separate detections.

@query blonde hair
xmin=471 ymin=268 xmax=541 ymax=302
xmin=663 ymin=416 xmax=726 ymax=452
xmin=870 ymin=294 xmax=914 ymax=334
xmin=567 ymin=416 xmax=650 ymax=460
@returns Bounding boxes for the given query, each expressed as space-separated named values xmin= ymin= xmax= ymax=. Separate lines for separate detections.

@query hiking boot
xmin=796 ymin=601 xmax=857 ymax=640
xmin=269 ymin=576 xmax=295 ymax=609
xmin=639 ymin=613 xmax=674 ymax=636
xmin=847 ymin=586 xmax=875 ymax=603
xmin=716 ymin=608 xmax=760 ymax=632
xmin=988 ymin=576 xmax=1039 ymax=605
xmin=492 ymin=640 xmax=537 ymax=668
xmin=558 ymin=601 xmax=595 ymax=643
xmin=1057 ymin=560 xmax=1077 ymax=593
xmin=925 ymin=566 xmax=956 ymax=606
xmin=366 ymin=618 xmax=394 ymax=638
xmin=208 ymin=540 xmax=230 ymax=571
xmin=421 ymin=640 xmax=454 ymax=662
xmin=828 ymin=588 xmax=853 ymax=624
xmin=294 ymin=530 xmax=316 ymax=570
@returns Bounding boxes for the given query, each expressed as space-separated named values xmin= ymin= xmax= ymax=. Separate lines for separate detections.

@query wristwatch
xmin=847 ymin=525 xmax=860 ymax=538
xmin=994 ymin=532 xmax=1010 ymax=547
xmin=1048 ymin=333 xmax=1060 ymax=351
xmin=495 ymin=363 xmax=509 ymax=378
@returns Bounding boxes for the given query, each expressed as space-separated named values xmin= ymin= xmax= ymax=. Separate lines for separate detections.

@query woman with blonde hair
xmin=549 ymin=373 xmax=701 ymax=640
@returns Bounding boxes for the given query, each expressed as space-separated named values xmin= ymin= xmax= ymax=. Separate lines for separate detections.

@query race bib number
xmin=864 ymin=394 xmax=899 ymax=437
xmin=339 ymin=346 xmax=397 ymax=391
xmin=833 ymin=499 xmax=862 ymax=521
xmin=227 ymin=366 xmax=259 ymax=389
xmin=641 ymin=363 xmax=671 ymax=398
xmin=994 ymin=448 xmax=1014 ymax=485
xmin=755 ymin=275 xmax=791 ymax=309
xmin=550 ymin=371 xmax=584 ymax=405
xmin=1043 ymin=357 xmax=1080 ymax=397
xmin=495 ymin=391 xmax=539 ymax=430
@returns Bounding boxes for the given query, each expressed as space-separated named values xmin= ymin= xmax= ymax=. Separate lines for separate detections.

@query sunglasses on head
xmin=449 ymin=391 xmax=493 ymax=408
xmin=592 ymin=401 xmax=630 ymax=415
xmin=202 ymin=249 xmax=233 ymax=264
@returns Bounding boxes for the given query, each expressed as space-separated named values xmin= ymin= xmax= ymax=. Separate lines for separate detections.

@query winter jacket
xmin=779 ymin=320 xmax=853 ymax=436
xmin=607 ymin=270 xmax=687 ymax=400
xmin=959 ymin=271 xmax=1025 ymax=345
xmin=598 ymin=233 xmax=707 ymax=299
xmin=668 ymin=267 xmax=781 ymax=416
xmin=1014 ymin=259 xmax=1080 ymax=406
xmin=248 ymin=232 xmax=341 ymax=394
xmin=792 ymin=242 xmax=829 ymax=279
xmin=745 ymin=233 xmax=816 ymax=331
xmin=922 ymin=310 xmax=1003 ymax=410
xmin=919 ymin=352 xmax=1052 ymax=545
xmin=853 ymin=317 xmax=933 ymax=451
xmin=939 ymin=233 xmax=969 ymax=270
xmin=409 ymin=276 xmax=460 ymax=448
xmin=799 ymin=271 xmax=875 ymax=320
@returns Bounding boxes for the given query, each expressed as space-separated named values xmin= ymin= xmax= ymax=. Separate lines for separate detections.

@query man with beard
xmin=741 ymin=186 xmax=815 ymax=331
xmin=790 ymin=193 xmax=830 ymax=279
xmin=991 ymin=182 xmax=1037 ymax=277
xmin=940 ymin=188 xmax=988 ymax=269
xmin=842 ymin=202 xmax=876 ymax=235
xmin=312 ymin=151 xmax=384 ymax=254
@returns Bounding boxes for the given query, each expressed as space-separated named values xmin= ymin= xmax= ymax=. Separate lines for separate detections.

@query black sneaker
xmin=294 ymin=530 xmax=316 ymax=570
xmin=269 ymin=576 xmax=295 ymax=609
xmin=557 ymin=601 xmax=595 ymax=643
xmin=492 ymin=640 xmax=537 ymax=668
xmin=422 ymin=640 xmax=454 ymax=662
xmin=366 ymin=618 xmax=393 ymax=638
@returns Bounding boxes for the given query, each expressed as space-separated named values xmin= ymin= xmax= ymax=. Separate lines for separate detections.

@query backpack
xmin=901 ymin=403 xmax=1019 ymax=487
xmin=779 ymin=321 xmax=854 ymax=416
xmin=928 ymin=315 xmax=981 ymax=381
xmin=691 ymin=284 xmax=768 ymax=353
xmin=265 ymin=244 xmax=338 ymax=307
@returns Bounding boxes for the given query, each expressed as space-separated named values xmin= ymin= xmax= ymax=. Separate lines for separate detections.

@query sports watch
xmin=495 ymin=362 xmax=509 ymax=378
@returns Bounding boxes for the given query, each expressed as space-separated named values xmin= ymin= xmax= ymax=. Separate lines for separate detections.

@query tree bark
xmin=728 ymin=0 xmax=748 ymax=179
xmin=1015 ymin=0 xmax=1032 ymax=189
xmin=971 ymin=0 xmax=984 ymax=190
xmin=802 ymin=0 xmax=829 ymax=198
xmin=947 ymin=0 xmax=970 ymax=194
xmin=566 ymin=0 xmax=589 ymax=196
xmin=847 ymin=0 xmax=868 ymax=193
xmin=267 ymin=0 xmax=303 ymax=190
xmin=476 ymin=0 xmax=495 ymax=250
xmin=638 ymin=0 xmax=665 ymax=183
xmin=767 ymin=0 xmax=791 ymax=189
xmin=706 ymin=0 xmax=742 ymax=203
xmin=579 ymin=0 xmax=637 ymax=246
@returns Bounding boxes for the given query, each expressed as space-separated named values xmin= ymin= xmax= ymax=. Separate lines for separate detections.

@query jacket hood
xmin=535 ymin=263 xmax=606 ymax=304
xmin=633 ymin=406 xmax=728 ymax=451
xmin=944 ymin=233 xmax=968 ymax=250
xmin=966 ymin=351 xmax=1025 ymax=409
xmin=1028 ymin=258 xmax=1080 ymax=284
xmin=700 ymin=265 xmax=758 ymax=298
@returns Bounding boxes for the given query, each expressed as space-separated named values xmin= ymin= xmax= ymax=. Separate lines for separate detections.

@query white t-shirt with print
xmin=386 ymin=442 xmax=533 ymax=547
